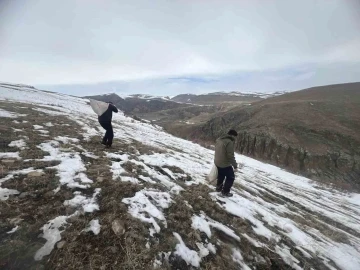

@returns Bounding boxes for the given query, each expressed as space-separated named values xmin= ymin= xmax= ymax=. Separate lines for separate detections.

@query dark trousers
xmin=99 ymin=121 xmax=113 ymax=146
xmin=216 ymin=166 xmax=235 ymax=193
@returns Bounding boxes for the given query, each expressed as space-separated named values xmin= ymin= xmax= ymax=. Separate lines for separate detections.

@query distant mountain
xmin=204 ymin=90 xmax=287 ymax=98
xmin=128 ymin=94 xmax=172 ymax=101
xmin=84 ymin=93 xmax=191 ymax=115
xmin=171 ymin=91 xmax=286 ymax=105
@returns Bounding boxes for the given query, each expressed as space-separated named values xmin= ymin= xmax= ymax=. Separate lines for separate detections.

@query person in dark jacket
xmin=98 ymin=102 xmax=118 ymax=148
xmin=214 ymin=129 xmax=238 ymax=197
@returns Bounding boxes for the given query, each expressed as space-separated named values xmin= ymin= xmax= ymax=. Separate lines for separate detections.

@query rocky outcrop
xmin=233 ymin=131 xmax=360 ymax=188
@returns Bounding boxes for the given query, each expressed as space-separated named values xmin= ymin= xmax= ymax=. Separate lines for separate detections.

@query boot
xmin=221 ymin=191 xmax=233 ymax=197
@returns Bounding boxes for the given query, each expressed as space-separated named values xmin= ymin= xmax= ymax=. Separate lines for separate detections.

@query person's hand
xmin=233 ymin=167 xmax=238 ymax=172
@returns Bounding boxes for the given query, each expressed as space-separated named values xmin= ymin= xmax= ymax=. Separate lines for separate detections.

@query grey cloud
xmin=0 ymin=0 xmax=359 ymax=91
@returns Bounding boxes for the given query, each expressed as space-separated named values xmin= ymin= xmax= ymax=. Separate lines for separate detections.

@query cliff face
xmin=233 ymin=131 xmax=359 ymax=188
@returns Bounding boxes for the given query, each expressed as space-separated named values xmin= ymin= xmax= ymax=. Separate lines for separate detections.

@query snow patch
xmin=0 ymin=167 xmax=43 ymax=183
xmin=122 ymin=189 xmax=172 ymax=235
xmin=106 ymin=152 xmax=129 ymax=161
xmin=0 ymin=188 xmax=20 ymax=201
xmin=34 ymin=216 xmax=68 ymax=261
xmin=55 ymin=136 xmax=80 ymax=144
xmin=173 ymin=232 xmax=201 ymax=267
xmin=211 ymin=192 xmax=278 ymax=241
xmin=120 ymin=176 xmax=140 ymax=184
xmin=0 ymin=167 xmax=43 ymax=200
xmin=109 ymin=162 xmax=127 ymax=180
xmin=8 ymin=139 xmax=27 ymax=150
xmin=192 ymin=213 xmax=240 ymax=241
xmin=64 ymin=188 xmax=101 ymax=213
xmin=37 ymin=141 xmax=92 ymax=189
xmin=192 ymin=215 xmax=211 ymax=238
xmin=85 ymin=219 xmax=101 ymax=235
xmin=44 ymin=122 xmax=54 ymax=127
xmin=33 ymin=125 xmax=44 ymax=130
xmin=0 ymin=152 xmax=20 ymax=159
xmin=153 ymin=251 xmax=171 ymax=268
xmin=275 ymin=245 xmax=302 ymax=270
xmin=7 ymin=226 xmax=19 ymax=234
xmin=232 ymin=248 xmax=251 ymax=270
xmin=0 ymin=108 xmax=25 ymax=118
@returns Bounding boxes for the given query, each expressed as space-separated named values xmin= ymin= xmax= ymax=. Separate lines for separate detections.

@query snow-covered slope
xmin=1 ymin=83 xmax=360 ymax=269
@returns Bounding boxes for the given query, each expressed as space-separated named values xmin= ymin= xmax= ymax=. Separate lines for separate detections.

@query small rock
xmin=194 ymin=232 xmax=202 ymax=242
xmin=96 ymin=176 xmax=104 ymax=183
xmin=44 ymin=191 xmax=54 ymax=198
xmin=19 ymin=192 xmax=29 ymax=199
xmin=65 ymin=207 xmax=75 ymax=215
xmin=1 ymin=159 xmax=16 ymax=164
xmin=8 ymin=217 xmax=23 ymax=225
xmin=56 ymin=241 xmax=66 ymax=249
xmin=112 ymin=219 xmax=125 ymax=236
xmin=28 ymin=171 xmax=45 ymax=177
xmin=67 ymin=215 xmax=79 ymax=223
xmin=60 ymin=148 xmax=73 ymax=152
xmin=53 ymin=201 xmax=62 ymax=207
xmin=63 ymin=191 xmax=73 ymax=200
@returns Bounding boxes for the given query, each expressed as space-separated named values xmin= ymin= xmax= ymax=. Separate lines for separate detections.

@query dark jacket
xmin=98 ymin=104 xmax=118 ymax=122
xmin=214 ymin=135 xmax=237 ymax=169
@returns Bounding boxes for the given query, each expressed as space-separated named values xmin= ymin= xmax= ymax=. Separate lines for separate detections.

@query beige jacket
xmin=214 ymin=135 xmax=237 ymax=169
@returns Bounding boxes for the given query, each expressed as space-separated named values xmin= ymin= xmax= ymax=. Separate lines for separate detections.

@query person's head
xmin=227 ymin=129 xmax=238 ymax=138
xmin=108 ymin=101 xmax=113 ymax=104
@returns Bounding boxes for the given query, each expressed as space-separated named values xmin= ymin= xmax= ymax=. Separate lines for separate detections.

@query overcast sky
xmin=1 ymin=0 xmax=359 ymax=96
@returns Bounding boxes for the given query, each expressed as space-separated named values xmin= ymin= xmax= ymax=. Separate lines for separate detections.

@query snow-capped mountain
xmin=170 ymin=91 xmax=285 ymax=105
xmin=128 ymin=94 xmax=172 ymax=101
xmin=1 ymin=82 xmax=360 ymax=269
xmin=85 ymin=93 xmax=191 ymax=115
xmin=203 ymin=90 xmax=287 ymax=98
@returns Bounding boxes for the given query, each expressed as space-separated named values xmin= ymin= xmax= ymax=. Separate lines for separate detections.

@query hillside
xmin=179 ymin=83 xmax=360 ymax=190
xmin=1 ymin=83 xmax=360 ymax=270
xmin=135 ymin=105 xmax=222 ymax=125
xmin=85 ymin=93 xmax=225 ymax=126
xmin=171 ymin=93 xmax=260 ymax=105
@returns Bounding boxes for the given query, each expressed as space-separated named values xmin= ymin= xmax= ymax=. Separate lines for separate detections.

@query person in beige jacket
xmin=214 ymin=129 xmax=238 ymax=197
